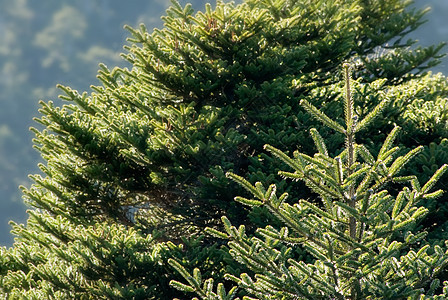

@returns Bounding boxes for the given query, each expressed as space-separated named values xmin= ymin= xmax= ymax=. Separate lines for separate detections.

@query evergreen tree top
xmin=1 ymin=0 xmax=448 ymax=298
xmin=170 ymin=64 xmax=448 ymax=299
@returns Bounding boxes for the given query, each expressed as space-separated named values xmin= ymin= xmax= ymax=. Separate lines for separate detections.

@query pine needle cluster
xmin=170 ymin=64 xmax=448 ymax=299
xmin=1 ymin=0 xmax=448 ymax=298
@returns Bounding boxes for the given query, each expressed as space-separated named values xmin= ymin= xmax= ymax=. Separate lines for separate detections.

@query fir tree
xmin=1 ymin=0 xmax=448 ymax=298
xmin=170 ymin=64 xmax=448 ymax=299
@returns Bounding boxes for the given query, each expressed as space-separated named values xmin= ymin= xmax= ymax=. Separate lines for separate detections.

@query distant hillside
xmin=411 ymin=0 xmax=448 ymax=74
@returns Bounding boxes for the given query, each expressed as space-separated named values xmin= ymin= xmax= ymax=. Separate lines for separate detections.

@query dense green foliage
xmin=170 ymin=64 xmax=448 ymax=299
xmin=1 ymin=0 xmax=448 ymax=298
xmin=0 ymin=0 xmax=196 ymax=245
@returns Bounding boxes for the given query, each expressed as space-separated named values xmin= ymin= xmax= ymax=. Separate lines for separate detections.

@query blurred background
xmin=0 ymin=0 xmax=446 ymax=247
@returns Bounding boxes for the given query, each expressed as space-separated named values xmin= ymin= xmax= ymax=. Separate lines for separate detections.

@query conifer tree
xmin=170 ymin=64 xmax=448 ymax=299
xmin=1 ymin=0 xmax=448 ymax=298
